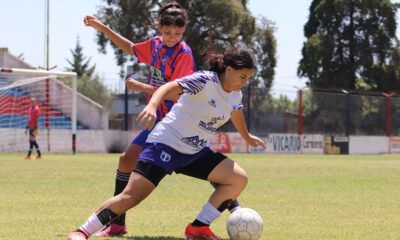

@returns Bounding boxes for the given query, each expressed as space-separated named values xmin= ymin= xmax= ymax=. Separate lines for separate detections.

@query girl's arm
xmin=230 ymin=110 xmax=267 ymax=149
xmin=137 ymin=81 xmax=183 ymax=130
xmin=84 ymin=15 xmax=134 ymax=55
xmin=126 ymin=78 xmax=180 ymax=102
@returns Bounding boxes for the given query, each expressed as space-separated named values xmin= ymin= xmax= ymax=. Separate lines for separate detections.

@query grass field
xmin=0 ymin=153 xmax=399 ymax=240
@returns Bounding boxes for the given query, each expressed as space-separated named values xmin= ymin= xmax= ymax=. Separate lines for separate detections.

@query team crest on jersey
xmin=208 ymin=99 xmax=216 ymax=108
xmin=160 ymin=151 xmax=171 ymax=162
xmin=198 ymin=116 xmax=225 ymax=133
xmin=150 ymin=66 xmax=165 ymax=86
xmin=181 ymin=136 xmax=208 ymax=148
xmin=161 ymin=55 xmax=169 ymax=65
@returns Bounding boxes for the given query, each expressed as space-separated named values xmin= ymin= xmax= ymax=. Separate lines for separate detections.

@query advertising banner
xmin=323 ymin=136 xmax=349 ymax=154
xmin=390 ymin=137 xmax=400 ymax=154
xmin=249 ymin=133 xmax=301 ymax=153
xmin=302 ymin=134 xmax=324 ymax=154
xmin=210 ymin=132 xmax=232 ymax=153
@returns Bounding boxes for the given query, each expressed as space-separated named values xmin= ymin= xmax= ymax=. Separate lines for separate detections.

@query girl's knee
xmin=233 ymin=165 xmax=248 ymax=187
xmin=237 ymin=171 xmax=248 ymax=188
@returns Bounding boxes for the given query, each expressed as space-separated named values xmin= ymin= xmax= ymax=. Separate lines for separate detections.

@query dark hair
xmin=207 ymin=47 xmax=256 ymax=74
xmin=158 ymin=2 xmax=187 ymax=27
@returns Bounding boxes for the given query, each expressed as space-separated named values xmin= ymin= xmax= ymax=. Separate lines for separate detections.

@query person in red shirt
xmin=25 ymin=97 xmax=41 ymax=160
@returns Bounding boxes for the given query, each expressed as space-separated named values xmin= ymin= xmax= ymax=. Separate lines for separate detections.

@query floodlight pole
xmin=382 ymin=92 xmax=396 ymax=137
xmin=294 ymin=85 xmax=308 ymax=135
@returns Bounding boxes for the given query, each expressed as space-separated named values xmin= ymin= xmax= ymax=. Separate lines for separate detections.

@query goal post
xmin=0 ymin=67 xmax=77 ymax=154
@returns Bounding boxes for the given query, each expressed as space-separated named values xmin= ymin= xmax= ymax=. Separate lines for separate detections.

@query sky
xmin=0 ymin=0 xmax=399 ymax=99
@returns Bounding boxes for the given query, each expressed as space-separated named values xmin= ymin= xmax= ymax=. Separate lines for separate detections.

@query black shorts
xmin=133 ymin=150 xmax=227 ymax=186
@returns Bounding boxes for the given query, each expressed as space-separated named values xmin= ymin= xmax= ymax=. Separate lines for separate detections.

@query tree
xmin=66 ymin=36 xmax=95 ymax=78
xmin=298 ymin=0 xmax=399 ymax=92
xmin=252 ymin=17 xmax=277 ymax=89
xmin=65 ymin=37 xmax=111 ymax=107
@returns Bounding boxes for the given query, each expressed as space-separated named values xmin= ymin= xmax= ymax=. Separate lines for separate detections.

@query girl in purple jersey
xmin=67 ymin=47 xmax=266 ymax=240
xmin=82 ymin=1 xmax=240 ymax=237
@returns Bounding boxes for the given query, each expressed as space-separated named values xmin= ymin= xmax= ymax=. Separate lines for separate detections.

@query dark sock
xmin=75 ymin=229 xmax=88 ymax=238
xmin=192 ymin=219 xmax=208 ymax=227
xmin=33 ymin=141 xmax=41 ymax=157
xmin=97 ymin=208 xmax=118 ymax=225
xmin=112 ymin=170 xmax=130 ymax=226
xmin=210 ymin=182 xmax=240 ymax=212
xmin=27 ymin=140 xmax=33 ymax=157
xmin=228 ymin=199 xmax=240 ymax=212
xmin=217 ymin=199 xmax=233 ymax=212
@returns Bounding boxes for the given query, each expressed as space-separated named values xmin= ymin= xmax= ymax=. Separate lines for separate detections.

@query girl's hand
xmin=246 ymin=134 xmax=267 ymax=150
xmin=137 ymin=104 xmax=157 ymax=130
xmin=83 ymin=15 xmax=104 ymax=31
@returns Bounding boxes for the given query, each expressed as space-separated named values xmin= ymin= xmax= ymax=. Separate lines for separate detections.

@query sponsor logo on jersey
xmin=181 ymin=136 xmax=208 ymax=148
xmin=198 ymin=116 xmax=225 ymax=133
xmin=150 ymin=66 xmax=165 ymax=86
xmin=160 ymin=151 xmax=171 ymax=162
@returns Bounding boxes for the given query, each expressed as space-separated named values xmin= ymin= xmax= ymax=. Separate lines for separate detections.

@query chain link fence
xmin=120 ymin=85 xmax=399 ymax=136
xmin=221 ymin=87 xmax=400 ymax=136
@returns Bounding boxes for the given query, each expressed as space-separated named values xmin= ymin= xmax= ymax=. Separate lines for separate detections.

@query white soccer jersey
xmin=146 ymin=70 xmax=243 ymax=154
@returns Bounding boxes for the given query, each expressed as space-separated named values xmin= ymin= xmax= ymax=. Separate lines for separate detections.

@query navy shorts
xmin=29 ymin=129 xmax=37 ymax=137
xmin=137 ymin=143 xmax=212 ymax=174
xmin=134 ymin=143 xmax=227 ymax=186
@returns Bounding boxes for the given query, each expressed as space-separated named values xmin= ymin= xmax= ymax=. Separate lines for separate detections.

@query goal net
xmin=0 ymin=68 xmax=77 ymax=153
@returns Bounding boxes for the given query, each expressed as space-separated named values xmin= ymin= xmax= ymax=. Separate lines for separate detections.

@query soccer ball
xmin=226 ymin=208 xmax=263 ymax=240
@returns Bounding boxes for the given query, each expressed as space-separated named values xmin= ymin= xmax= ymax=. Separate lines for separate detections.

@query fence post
xmin=294 ymin=85 xmax=308 ymax=135
xmin=342 ymin=90 xmax=354 ymax=136
xmin=382 ymin=93 xmax=396 ymax=137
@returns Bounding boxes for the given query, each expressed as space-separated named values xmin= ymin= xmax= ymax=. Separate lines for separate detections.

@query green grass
xmin=0 ymin=153 xmax=399 ymax=240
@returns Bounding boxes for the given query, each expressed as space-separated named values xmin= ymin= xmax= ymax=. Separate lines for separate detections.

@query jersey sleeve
xmin=233 ymin=103 xmax=244 ymax=111
xmin=171 ymin=52 xmax=195 ymax=80
xmin=132 ymin=38 xmax=153 ymax=64
xmin=176 ymin=72 xmax=208 ymax=95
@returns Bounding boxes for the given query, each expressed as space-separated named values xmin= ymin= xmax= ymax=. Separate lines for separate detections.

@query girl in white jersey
xmin=67 ymin=47 xmax=266 ymax=240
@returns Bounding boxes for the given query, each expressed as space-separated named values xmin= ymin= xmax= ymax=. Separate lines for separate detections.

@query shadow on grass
xmin=119 ymin=236 xmax=185 ymax=240
xmin=56 ymin=234 xmax=185 ymax=240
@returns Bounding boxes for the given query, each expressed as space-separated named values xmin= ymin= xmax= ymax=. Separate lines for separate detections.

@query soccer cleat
xmin=94 ymin=223 xmax=127 ymax=237
xmin=185 ymin=223 xmax=226 ymax=240
xmin=24 ymin=156 xmax=31 ymax=160
xmin=33 ymin=156 xmax=41 ymax=160
xmin=67 ymin=231 xmax=88 ymax=240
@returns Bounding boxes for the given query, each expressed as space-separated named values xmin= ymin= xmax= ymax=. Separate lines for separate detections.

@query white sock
xmin=79 ymin=213 xmax=104 ymax=237
xmin=196 ymin=202 xmax=221 ymax=225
